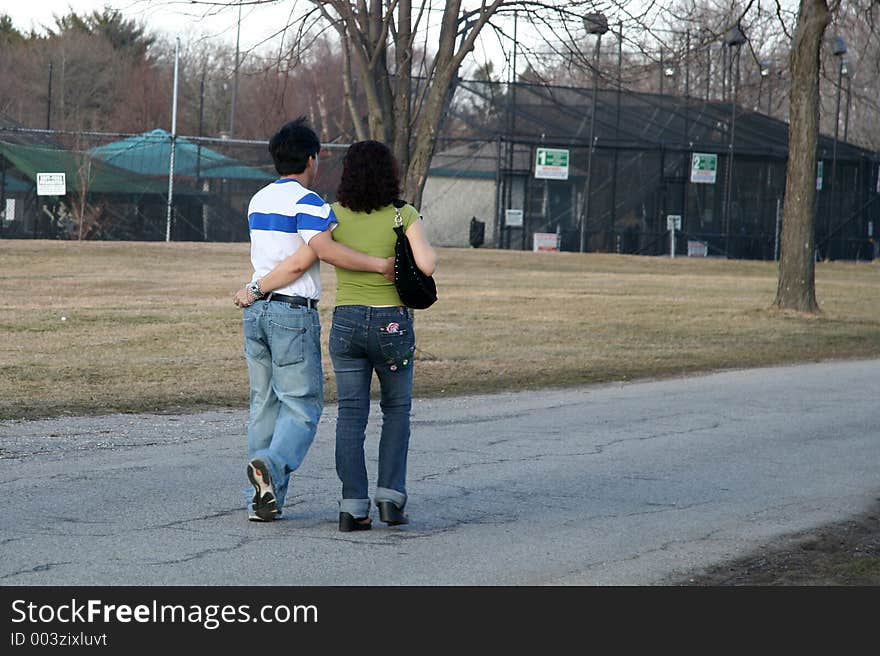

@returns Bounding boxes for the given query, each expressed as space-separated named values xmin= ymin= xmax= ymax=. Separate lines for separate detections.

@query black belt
xmin=264 ymin=293 xmax=318 ymax=308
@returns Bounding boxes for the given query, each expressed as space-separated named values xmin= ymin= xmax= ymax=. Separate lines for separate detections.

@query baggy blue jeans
xmin=243 ymin=300 xmax=323 ymax=513
xmin=329 ymin=305 xmax=415 ymax=519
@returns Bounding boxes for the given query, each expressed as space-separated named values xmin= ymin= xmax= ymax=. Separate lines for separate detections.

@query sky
xmin=0 ymin=1 xmax=676 ymax=80
xmin=0 ymin=0 xmax=297 ymax=51
xmin=1 ymin=1 xmax=545 ymax=76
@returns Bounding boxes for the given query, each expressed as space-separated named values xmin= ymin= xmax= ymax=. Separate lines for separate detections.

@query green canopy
xmin=91 ymin=129 xmax=272 ymax=180
xmin=0 ymin=141 xmax=171 ymax=195
xmin=1 ymin=174 xmax=31 ymax=194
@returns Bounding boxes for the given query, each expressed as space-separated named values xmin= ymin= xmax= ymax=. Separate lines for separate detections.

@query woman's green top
xmin=330 ymin=201 xmax=419 ymax=306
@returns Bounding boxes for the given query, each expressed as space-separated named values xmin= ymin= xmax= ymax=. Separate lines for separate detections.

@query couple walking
xmin=232 ymin=118 xmax=436 ymax=532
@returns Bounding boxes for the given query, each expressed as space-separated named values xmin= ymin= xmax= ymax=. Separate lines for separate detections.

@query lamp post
xmin=722 ymin=24 xmax=746 ymax=258
xmin=759 ymin=61 xmax=771 ymax=114
xmin=842 ymin=59 xmax=851 ymax=141
xmin=663 ymin=64 xmax=675 ymax=94
xmin=229 ymin=0 xmax=242 ymax=137
xmin=829 ymin=35 xmax=847 ymax=259
xmin=609 ymin=20 xmax=623 ymax=253
xmin=46 ymin=62 xmax=53 ymax=130
xmin=579 ymin=12 xmax=609 ymax=253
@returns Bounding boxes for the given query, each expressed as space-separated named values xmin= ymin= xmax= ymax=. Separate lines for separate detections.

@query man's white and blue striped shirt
xmin=247 ymin=177 xmax=337 ymax=300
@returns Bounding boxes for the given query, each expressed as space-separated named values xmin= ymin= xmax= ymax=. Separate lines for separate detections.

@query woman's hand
xmin=381 ymin=256 xmax=396 ymax=282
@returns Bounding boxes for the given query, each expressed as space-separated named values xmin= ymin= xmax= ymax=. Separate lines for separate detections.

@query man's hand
xmin=380 ymin=256 xmax=396 ymax=282
xmin=233 ymin=287 xmax=254 ymax=308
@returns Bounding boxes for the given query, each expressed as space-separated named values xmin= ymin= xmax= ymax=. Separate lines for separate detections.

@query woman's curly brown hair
xmin=336 ymin=140 xmax=402 ymax=213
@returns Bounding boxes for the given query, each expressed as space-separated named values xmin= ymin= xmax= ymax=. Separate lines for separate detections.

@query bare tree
xmin=773 ymin=0 xmax=835 ymax=313
xmin=306 ymin=0 xmax=510 ymax=205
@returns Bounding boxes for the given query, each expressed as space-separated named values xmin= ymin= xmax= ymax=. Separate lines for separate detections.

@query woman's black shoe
xmin=377 ymin=501 xmax=409 ymax=526
xmin=338 ymin=512 xmax=372 ymax=532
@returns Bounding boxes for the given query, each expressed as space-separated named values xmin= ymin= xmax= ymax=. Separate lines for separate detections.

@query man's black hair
xmin=268 ymin=116 xmax=320 ymax=176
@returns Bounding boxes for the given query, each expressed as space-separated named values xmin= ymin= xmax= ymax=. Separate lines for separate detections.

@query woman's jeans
xmin=330 ymin=305 xmax=415 ymax=518
xmin=243 ymin=300 xmax=323 ymax=513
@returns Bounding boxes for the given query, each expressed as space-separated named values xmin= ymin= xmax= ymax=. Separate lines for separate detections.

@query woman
xmin=330 ymin=140 xmax=436 ymax=532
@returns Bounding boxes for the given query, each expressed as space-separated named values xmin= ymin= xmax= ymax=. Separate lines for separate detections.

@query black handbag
xmin=392 ymin=200 xmax=437 ymax=309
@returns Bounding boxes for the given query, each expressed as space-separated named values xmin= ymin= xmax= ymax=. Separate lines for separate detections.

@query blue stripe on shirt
xmin=298 ymin=192 xmax=326 ymax=207
xmin=249 ymin=212 xmax=297 ymax=233
xmin=297 ymin=207 xmax=337 ymax=232
xmin=249 ymin=209 xmax=337 ymax=234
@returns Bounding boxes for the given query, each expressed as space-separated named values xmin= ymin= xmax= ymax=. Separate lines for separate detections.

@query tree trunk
xmin=774 ymin=0 xmax=829 ymax=313
xmin=320 ymin=0 xmax=501 ymax=207
xmin=392 ymin=0 xmax=413 ymax=182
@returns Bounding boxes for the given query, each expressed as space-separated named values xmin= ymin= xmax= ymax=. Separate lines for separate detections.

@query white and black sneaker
xmin=247 ymin=459 xmax=279 ymax=522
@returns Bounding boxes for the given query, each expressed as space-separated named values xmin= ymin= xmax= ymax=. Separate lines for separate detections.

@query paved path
xmin=1 ymin=359 xmax=878 ymax=585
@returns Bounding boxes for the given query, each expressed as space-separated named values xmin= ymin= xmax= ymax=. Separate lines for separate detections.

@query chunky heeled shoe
xmin=338 ymin=512 xmax=372 ymax=532
xmin=377 ymin=501 xmax=409 ymax=526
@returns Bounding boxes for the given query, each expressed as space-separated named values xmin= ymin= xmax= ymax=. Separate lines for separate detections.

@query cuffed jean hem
xmin=339 ymin=498 xmax=371 ymax=518
xmin=374 ymin=486 xmax=407 ymax=509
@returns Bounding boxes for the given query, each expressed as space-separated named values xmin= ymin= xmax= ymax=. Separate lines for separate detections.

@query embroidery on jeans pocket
xmin=379 ymin=321 xmax=414 ymax=371
xmin=385 ymin=343 xmax=415 ymax=372
xmin=379 ymin=322 xmax=407 ymax=336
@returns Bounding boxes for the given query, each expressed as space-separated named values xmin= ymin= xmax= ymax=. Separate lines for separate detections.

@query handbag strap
xmin=392 ymin=199 xmax=407 ymax=229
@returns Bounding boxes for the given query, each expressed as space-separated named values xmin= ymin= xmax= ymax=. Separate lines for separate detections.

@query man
xmin=233 ymin=117 xmax=392 ymax=522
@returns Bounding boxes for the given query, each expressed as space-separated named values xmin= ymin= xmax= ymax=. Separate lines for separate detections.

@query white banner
xmin=37 ymin=172 xmax=66 ymax=196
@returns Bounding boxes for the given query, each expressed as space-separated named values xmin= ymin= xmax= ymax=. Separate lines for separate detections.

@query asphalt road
xmin=1 ymin=359 xmax=878 ymax=586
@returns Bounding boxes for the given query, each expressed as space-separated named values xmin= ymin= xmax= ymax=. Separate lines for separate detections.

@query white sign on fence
xmin=688 ymin=240 xmax=708 ymax=257
xmin=535 ymin=148 xmax=570 ymax=180
xmin=690 ymin=153 xmax=717 ymax=184
xmin=3 ymin=198 xmax=15 ymax=222
xmin=533 ymin=232 xmax=559 ymax=252
xmin=505 ymin=209 xmax=524 ymax=227
xmin=37 ymin=172 xmax=66 ymax=196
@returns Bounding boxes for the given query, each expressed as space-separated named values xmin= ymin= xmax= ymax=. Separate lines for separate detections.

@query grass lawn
xmin=1 ymin=240 xmax=878 ymax=420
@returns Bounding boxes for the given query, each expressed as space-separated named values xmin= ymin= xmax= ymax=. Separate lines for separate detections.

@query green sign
xmin=816 ymin=161 xmax=823 ymax=190
xmin=690 ymin=153 xmax=717 ymax=184
xmin=535 ymin=148 xmax=570 ymax=180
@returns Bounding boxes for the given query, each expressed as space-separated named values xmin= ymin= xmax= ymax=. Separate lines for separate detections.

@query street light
xmin=830 ymin=36 xmax=847 ymax=259
xmin=663 ymin=64 xmax=675 ymax=95
xmin=759 ymin=60 xmax=771 ymax=114
xmin=842 ymin=59 xmax=851 ymax=141
xmin=579 ymin=12 xmax=609 ymax=253
xmin=229 ymin=0 xmax=243 ymax=137
xmin=722 ymin=24 xmax=746 ymax=257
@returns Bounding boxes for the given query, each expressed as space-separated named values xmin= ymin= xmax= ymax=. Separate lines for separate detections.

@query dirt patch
xmin=679 ymin=501 xmax=880 ymax=586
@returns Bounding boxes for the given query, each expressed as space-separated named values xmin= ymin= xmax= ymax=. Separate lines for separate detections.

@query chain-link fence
xmin=430 ymin=79 xmax=880 ymax=260
xmin=3 ymin=78 xmax=879 ymax=260
xmin=0 ymin=126 xmax=348 ymax=242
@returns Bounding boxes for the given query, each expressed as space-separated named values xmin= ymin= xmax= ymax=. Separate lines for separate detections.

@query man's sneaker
xmin=247 ymin=459 xmax=278 ymax=522
xmin=248 ymin=505 xmax=282 ymax=522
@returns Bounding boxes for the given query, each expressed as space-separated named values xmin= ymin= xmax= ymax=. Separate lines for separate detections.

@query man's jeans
xmin=329 ymin=305 xmax=414 ymax=518
xmin=243 ymin=300 xmax=323 ymax=513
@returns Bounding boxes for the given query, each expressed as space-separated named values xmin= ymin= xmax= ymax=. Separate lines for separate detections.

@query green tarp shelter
xmin=0 ymin=141 xmax=171 ymax=195
xmin=90 ymin=129 xmax=272 ymax=180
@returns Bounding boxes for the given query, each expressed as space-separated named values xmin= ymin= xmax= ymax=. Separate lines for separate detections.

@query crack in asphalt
xmin=0 ymin=561 xmax=75 ymax=581
xmin=146 ymin=537 xmax=252 ymax=566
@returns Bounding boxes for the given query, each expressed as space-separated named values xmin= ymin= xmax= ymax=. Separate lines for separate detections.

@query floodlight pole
xmin=759 ymin=62 xmax=770 ymax=113
xmin=166 ymin=37 xmax=180 ymax=243
xmin=230 ymin=1 xmax=242 ymax=137
xmin=579 ymin=12 xmax=608 ymax=253
xmin=829 ymin=36 xmax=847 ymax=260
xmin=843 ymin=64 xmax=851 ymax=142
xmin=608 ymin=20 xmax=623 ymax=253
xmin=722 ymin=25 xmax=746 ymax=258
xmin=46 ymin=62 xmax=53 ymax=130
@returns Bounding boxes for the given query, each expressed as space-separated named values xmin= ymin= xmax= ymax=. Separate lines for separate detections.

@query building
xmin=423 ymin=81 xmax=879 ymax=260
